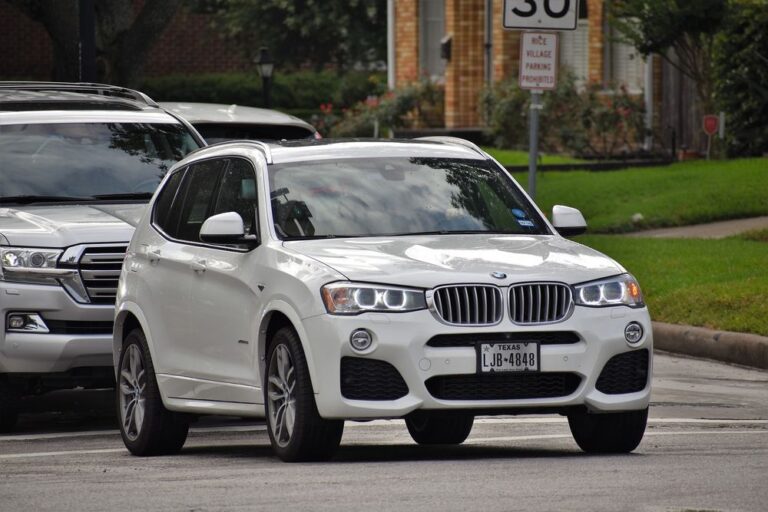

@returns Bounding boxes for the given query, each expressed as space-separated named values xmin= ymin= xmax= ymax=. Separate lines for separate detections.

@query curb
xmin=653 ymin=322 xmax=768 ymax=370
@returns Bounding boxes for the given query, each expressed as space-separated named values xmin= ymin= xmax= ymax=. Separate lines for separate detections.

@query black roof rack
xmin=0 ymin=82 xmax=158 ymax=107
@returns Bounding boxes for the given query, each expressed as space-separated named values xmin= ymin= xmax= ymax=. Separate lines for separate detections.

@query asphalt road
xmin=1 ymin=352 xmax=767 ymax=512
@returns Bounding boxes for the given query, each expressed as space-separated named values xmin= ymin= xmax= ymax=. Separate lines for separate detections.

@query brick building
xmin=389 ymin=0 xmax=663 ymax=136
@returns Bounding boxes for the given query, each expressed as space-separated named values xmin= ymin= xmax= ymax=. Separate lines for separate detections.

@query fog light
xmin=6 ymin=313 xmax=49 ymax=333
xmin=8 ymin=315 xmax=26 ymax=329
xmin=350 ymin=329 xmax=373 ymax=352
xmin=624 ymin=322 xmax=643 ymax=344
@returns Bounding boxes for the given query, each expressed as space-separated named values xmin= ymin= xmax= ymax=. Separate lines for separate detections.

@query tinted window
xmin=212 ymin=159 xmax=258 ymax=236
xmin=175 ymin=159 xmax=226 ymax=242
xmin=194 ymin=123 xmax=314 ymax=144
xmin=0 ymin=122 xmax=199 ymax=199
xmin=269 ymin=157 xmax=547 ymax=239
xmin=153 ymin=169 xmax=186 ymax=237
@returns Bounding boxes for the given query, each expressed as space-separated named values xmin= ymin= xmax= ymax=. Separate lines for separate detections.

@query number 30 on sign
xmin=503 ymin=0 xmax=579 ymax=31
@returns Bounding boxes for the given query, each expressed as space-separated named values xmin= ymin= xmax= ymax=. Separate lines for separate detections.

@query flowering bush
xmin=482 ymin=72 xmax=646 ymax=159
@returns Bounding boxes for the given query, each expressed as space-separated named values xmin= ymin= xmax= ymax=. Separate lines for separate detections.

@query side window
xmin=175 ymin=159 xmax=226 ymax=242
xmin=153 ymin=168 xmax=186 ymax=237
xmin=212 ymin=158 xmax=258 ymax=236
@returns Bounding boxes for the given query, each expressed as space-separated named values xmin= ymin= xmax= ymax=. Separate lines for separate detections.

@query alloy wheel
xmin=267 ymin=344 xmax=297 ymax=448
xmin=119 ymin=344 xmax=147 ymax=442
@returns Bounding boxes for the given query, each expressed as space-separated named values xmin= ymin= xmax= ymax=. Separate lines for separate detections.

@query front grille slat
xmin=509 ymin=282 xmax=572 ymax=325
xmin=427 ymin=331 xmax=581 ymax=348
xmin=433 ymin=285 xmax=502 ymax=326
xmin=77 ymin=245 xmax=127 ymax=304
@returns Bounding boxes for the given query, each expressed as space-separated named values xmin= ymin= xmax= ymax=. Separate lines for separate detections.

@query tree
xmin=209 ymin=0 xmax=387 ymax=72
xmin=714 ymin=0 xmax=768 ymax=156
xmin=609 ymin=0 xmax=729 ymax=113
xmin=5 ymin=0 xmax=182 ymax=87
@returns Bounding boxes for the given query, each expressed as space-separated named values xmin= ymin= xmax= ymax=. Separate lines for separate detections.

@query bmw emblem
xmin=490 ymin=271 xmax=507 ymax=280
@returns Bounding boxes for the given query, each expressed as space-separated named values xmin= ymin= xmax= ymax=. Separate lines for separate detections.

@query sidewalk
xmin=627 ymin=216 xmax=768 ymax=239
xmin=626 ymin=216 xmax=768 ymax=370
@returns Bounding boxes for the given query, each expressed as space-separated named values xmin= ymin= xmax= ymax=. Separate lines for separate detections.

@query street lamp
xmin=255 ymin=47 xmax=274 ymax=108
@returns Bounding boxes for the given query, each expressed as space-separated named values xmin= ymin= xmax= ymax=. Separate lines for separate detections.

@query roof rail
xmin=0 ymin=82 xmax=158 ymax=107
xmin=414 ymin=136 xmax=487 ymax=158
xmin=188 ymin=139 xmax=274 ymax=164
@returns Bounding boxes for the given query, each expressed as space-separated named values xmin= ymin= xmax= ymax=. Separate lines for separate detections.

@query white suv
xmin=114 ymin=138 xmax=652 ymax=461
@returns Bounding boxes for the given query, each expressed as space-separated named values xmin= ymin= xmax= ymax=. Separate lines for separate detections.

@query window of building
xmin=419 ymin=0 xmax=445 ymax=81
xmin=606 ymin=20 xmax=646 ymax=93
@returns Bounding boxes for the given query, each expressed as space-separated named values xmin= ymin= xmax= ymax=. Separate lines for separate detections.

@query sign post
xmin=503 ymin=0 xmax=579 ymax=199
xmin=703 ymin=114 xmax=719 ymax=160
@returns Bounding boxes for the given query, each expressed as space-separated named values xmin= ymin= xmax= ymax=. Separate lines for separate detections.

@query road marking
xmin=2 ymin=418 xmax=766 ymax=442
xmin=2 ymin=430 xmax=765 ymax=460
xmin=0 ymin=448 xmax=126 ymax=460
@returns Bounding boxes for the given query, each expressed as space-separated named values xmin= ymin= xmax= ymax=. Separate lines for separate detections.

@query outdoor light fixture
xmin=255 ymin=47 xmax=274 ymax=108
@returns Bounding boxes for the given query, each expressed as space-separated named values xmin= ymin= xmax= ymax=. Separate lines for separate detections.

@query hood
xmin=285 ymin=235 xmax=625 ymax=289
xmin=0 ymin=203 xmax=146 ymax=247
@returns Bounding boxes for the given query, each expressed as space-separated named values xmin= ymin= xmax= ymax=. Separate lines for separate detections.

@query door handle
xmin=190 ymin=259 xmax=207 ymax=273
xmin=148 ymin=249 xmax=161 ymax=264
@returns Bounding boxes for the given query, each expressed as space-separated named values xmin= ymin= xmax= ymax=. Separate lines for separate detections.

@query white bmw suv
xmin=114 ymin=138 xmax=652 ymax=461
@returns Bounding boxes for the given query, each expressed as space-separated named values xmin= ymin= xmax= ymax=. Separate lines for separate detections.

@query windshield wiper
xmin=90 ymin=193 xmax=153 ymax=200
xmin=0 ymin=195 xmax=93 ymax=205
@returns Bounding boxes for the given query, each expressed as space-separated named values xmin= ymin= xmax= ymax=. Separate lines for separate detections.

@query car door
xmin=170 ymin=157 xmax=262 ymax=404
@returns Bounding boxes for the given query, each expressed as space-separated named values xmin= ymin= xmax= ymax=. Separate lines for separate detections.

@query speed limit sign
xmin=503 ymin=0 xmax=579 ymax=30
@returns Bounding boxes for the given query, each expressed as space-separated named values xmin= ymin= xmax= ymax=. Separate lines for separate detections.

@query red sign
xmin=703 ymin=115 xmax=719 ymax=136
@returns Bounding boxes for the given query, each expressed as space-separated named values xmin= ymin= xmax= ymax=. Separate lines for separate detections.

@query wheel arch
xmin=258 ymin=302 xmax=320 ymax=395
xmin=113 ymin=302 xmax=154 ymax=378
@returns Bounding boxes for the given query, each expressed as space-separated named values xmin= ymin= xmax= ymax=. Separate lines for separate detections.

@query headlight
xmin=0 ymin=247 xmax=65 ymax=284
xmin=321 ymin=282 xmax=427 ymax=315
xmin=573 ymin=274 xmax=644 ymax=308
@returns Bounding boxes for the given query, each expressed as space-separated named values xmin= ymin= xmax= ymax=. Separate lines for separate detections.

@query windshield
xmin=269 ymin=157 xmax=549 ymax=239
xmin=0 ymin=122 xmax=199 ymax=201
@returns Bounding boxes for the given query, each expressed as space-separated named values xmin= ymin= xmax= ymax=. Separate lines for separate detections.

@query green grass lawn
xmin=482 ymin=147 xmax=586 ymax=166
xmin=578 ymin=234 xmax=768 ymax=336
xmin=510 ymin=158 xmax=768 ymax=233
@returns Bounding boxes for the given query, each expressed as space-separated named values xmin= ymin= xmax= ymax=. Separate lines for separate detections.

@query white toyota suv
xmin=114 ymin=138 xmax=652 ymax=461
xmin=0 ymin=82 xmax=203 ymax=431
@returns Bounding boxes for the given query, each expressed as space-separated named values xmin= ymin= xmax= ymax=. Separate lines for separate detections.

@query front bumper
xmin=0 ymin=282 xmax=114 ymax=374
xmin=302 ymin=305 xmax=653 ymax=419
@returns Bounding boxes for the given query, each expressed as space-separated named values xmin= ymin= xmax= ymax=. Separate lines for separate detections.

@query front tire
xmin=405 ymin=411 xmax=474 ymax=445
xmin=265 ymin=326 xmax=343 ymax=462
xmin=568 ymin=407 xmax=648 ymax=454
xmin=117 ymin=328 xmax=189 ymax=456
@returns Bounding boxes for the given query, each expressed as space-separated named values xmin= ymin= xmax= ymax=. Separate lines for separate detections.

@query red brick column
xmin=492 ymin=0 xmax=520 ymax=83
xmin=586 ymin=0 xmax=604 ymax=85
xmin=445 ymin=0 xmax=486 ymax=128
xmin=394 ymin=0 xmax=420 ymax=86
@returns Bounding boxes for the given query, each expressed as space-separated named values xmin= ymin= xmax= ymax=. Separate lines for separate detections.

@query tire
xmin=405 ymin=411 xmax=474 ymax=445
xmin=117 ymin=328 xmax=189 ymax=456
xmin=568 ymin=407 xmax=648 ymax=454
xmin=0 ymin=381 xmax=20 ymax=433
xmin=265 ymin=326 xmax=343 ymax=462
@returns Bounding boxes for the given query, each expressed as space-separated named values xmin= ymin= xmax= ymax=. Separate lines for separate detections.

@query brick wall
xmin=0 ymin=3 xmax=249 ymax=81
xmin=444 ymin=0 xmax=485 ymax=128
xmin=586 ymin=0 xmax=605 ymax=85
xmin=0 ymin=3 xmax=53 ymax=79
xmin=394 ymin=0 xmax=420 ymax=86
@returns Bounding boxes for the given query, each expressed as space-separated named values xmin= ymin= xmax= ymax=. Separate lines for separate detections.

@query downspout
xmin=387 ymin=0 xmax=396 ymax=90
xmin=644 ymin=54 xmax=654 ymax=152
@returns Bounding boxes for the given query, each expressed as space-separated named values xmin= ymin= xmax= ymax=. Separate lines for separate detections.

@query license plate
xmin=477 ymin=342 xmax=539 ymax=373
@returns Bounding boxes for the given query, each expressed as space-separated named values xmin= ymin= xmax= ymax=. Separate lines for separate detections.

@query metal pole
xmin=528 ymin=91 xmax=542 ymax=199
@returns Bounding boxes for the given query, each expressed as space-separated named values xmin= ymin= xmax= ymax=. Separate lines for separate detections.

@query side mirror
xmin=199 ymin=212 xmax=258 ymax=247
xmin=552 ymin=205 xmax=587 ymax=237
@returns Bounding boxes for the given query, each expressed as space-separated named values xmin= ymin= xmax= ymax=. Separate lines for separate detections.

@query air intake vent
xmin=509 ymin=283 xmax=572 ymax=324
xmin=78 ymin=246 xmax=127 ymax=304
xmin=432 ymin=285 xmax=503 ymax=325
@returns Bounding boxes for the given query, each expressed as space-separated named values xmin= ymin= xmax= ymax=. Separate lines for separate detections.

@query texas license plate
xmin=477 ymin=342 xmax=540 ymax=372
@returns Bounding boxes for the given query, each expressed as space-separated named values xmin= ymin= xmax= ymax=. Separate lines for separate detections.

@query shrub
xmin=482 ymin=72 xmax=646 ymax=159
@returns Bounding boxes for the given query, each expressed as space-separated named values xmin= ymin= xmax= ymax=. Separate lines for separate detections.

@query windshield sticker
xmin=517 ymin=219 xmax=535 ymax=228
xmin=511 ymin=208 xmax=527 ymax=219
